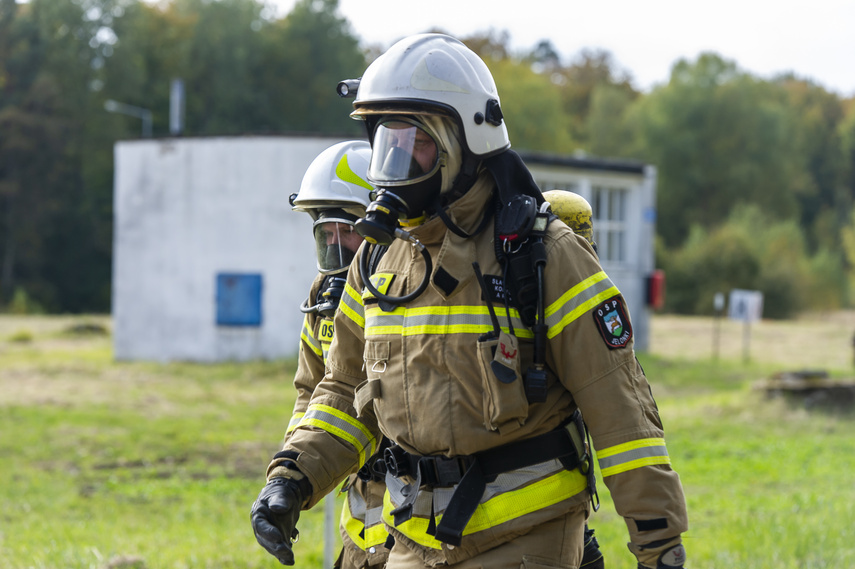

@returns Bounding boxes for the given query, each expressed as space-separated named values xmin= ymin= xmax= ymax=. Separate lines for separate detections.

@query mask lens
xmin=313 ymin=220 xmax=361 ymax=273
xmin=368 ymin=120 xmax=439 ymax=185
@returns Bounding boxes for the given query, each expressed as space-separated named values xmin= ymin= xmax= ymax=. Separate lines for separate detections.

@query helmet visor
xmin=312 ymin=219 xmax=363 ymax=274
xmin=368 ymin=119 xmax=441 ymax=186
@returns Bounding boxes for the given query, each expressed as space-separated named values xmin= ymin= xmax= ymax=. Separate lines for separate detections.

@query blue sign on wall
xmin=216 ymin=273 xmax=263 ymax=326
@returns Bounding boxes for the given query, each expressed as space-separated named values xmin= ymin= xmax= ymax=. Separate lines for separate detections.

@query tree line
xmin=2 ymin=0 xmax=854 ymax=317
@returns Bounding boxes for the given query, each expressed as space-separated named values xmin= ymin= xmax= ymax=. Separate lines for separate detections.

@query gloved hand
xmin=637 ymin=542 xmax=686 ymax=569
xmin=580 ymin=525 xmax=604 ymax=569
xmin=251 ymin=477 xmax=306 ymax=565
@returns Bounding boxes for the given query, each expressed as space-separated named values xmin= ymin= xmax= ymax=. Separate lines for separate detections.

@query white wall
xmin=112 ymin=137 xmax=656 ymax=361
xmin=112 ymin=136 xmax=348 ymax=362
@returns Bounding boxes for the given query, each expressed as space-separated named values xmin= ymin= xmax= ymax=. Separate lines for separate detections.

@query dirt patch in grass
xmin=0 ymin=314 xmax=110 ymax=336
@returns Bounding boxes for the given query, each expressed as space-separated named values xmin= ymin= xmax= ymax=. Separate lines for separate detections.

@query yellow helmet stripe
xmin=336 ymin=153 xmax=374 ymax=191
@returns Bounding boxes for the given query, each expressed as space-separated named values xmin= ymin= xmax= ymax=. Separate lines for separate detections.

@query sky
xmin=268 ymin=0 xmax=855 ymax=98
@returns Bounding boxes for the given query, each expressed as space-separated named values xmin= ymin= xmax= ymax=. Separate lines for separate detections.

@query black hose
xmin=358 ymin=241 xmax=433 ymax=306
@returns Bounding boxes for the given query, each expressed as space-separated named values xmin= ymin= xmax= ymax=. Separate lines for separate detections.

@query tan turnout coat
xmin=277 ymin=172 xmax=688 ymax=566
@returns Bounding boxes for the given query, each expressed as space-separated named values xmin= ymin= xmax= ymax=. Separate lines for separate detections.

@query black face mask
xmin=381 ymin=168 xmax=443 ymax=219
xmin=323 ymin=244 xmax=356 ymax=271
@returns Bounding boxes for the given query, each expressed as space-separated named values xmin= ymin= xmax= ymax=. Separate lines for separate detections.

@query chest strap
xmin=385 ymin=420 xmax=585 ymax=546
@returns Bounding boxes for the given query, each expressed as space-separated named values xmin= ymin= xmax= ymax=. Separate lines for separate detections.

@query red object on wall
xmin=646 ymin=269 xmax=666 ymax=309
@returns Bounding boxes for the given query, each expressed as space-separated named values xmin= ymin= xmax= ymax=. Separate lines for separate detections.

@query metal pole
xmin=712 ymin=292 xmax=724 ymax=362
xmin=324 ymin=492 xmax=336 ymax=568
xmin=713 ymin=312 xmax=721 ymax=361
xmin=141 ymin=109 xmax=152 ymax=138
xmin=170 ymin=78 xmax=185 ymax=135
xmin=104 ymin=99 xmax=153 ymax=138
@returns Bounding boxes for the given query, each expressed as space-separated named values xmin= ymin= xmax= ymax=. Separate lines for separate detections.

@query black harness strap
xmin=386 ymin=425 xmax=581 ymax=546
xmin=433 ymin=427 xmax=578 ymax=545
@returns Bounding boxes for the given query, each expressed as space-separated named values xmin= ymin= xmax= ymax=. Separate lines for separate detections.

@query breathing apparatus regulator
xmin=290 ymin=140 xmax=373 ymax=317
xmin=350 ymin=115 xmax=453 ymax=305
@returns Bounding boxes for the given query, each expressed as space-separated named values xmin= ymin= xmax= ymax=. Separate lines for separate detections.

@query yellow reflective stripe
xmin=364 ymin=520 xmax=390 ymax=549
xmin=300 ymin=316 xmax=323 ymax=357
xmin=341 ymin=497 xmax=388 ymax=550
xmin=364 ymin=305 xmax=533 ymax=339
xmin=285 ymin=412 xmax=304 ymax=435
xmin=341 ymin=497 xmax=367 ymax=549
xmin=298 ymin=404 xmax=376 ymax=467
xmin=321 ymin=339 xmax=331 ymax=366
xmin=597 ymin=438 xmax=670 ymax=477
xmin=382 ymin=468 xmax=587 ymax=550
xmin=340 ymin=282 xmax=365 ymax=329
xmin=545 ymin=272 xmax=620 ymax=339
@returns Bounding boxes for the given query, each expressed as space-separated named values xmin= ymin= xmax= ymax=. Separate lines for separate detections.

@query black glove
xmin=251 ymin=477 xmax=306 ymax=565
xmin=581 ymin=525 xmax=604 ymax=569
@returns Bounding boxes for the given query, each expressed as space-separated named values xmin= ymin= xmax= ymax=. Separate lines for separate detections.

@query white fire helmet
xmin=290 ymin=140 xmax=374 ymax=274
xmin=350 ymin=33 xmax=511 ymax=160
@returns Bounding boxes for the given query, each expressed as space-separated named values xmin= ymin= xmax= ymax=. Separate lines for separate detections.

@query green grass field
xmin=1 ymin=313 xmax=853 ymax=568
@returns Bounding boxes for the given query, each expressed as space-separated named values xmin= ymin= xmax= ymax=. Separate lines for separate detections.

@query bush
xmin=662 ymin=225 xmax=760 ymax=315
xmin=7 ymin=287 xmax=45 ymax=315
xmin=7 ymin=329 xmax=34 ymax=343
xmin=660 ymin=206 xmax=844 ymax=318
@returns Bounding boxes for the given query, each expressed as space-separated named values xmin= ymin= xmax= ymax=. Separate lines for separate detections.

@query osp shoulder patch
xmin=593 ymin=296 xmax=632 ymax=349
xmin=364 ymin=273 xmax=395 ymax=299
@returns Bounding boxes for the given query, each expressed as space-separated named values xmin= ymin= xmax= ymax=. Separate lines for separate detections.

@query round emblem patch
xmin=592 ymin=296 xmax=632 ymax=349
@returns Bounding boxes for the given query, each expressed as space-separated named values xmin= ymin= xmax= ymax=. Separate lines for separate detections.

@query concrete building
xmin=112 ymin=135 xmax=349 ymax=362
xmin=520 ymin=151 xmax=659 ymax=349
xmin=112 ymin=137 xmax=657 ymax=362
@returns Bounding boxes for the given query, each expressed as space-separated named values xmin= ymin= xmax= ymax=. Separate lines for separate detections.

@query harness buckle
xmin=419 ymin=455 xmax=470 ymax=487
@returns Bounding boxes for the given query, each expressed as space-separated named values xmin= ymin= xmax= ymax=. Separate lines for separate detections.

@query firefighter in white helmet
xmin=252 ymin=34 xmax=688 ymax=569
xmin=279 ymin=140 xmax=391 ymax=569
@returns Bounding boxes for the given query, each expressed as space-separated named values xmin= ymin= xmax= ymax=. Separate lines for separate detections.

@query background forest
xmin=2 ymin=0 xmax=855 ymax=318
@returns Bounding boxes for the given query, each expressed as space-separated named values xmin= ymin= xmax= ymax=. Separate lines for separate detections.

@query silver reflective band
xmin=597 ymin=438 xmax=670 ymax=477
xmin=299 ymin=404 xmax=376 ymax=466
xmin=365 ymin=305 xmax=533 ymax=339
xmin=544 ymin=272 xmax=620 ymax=338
